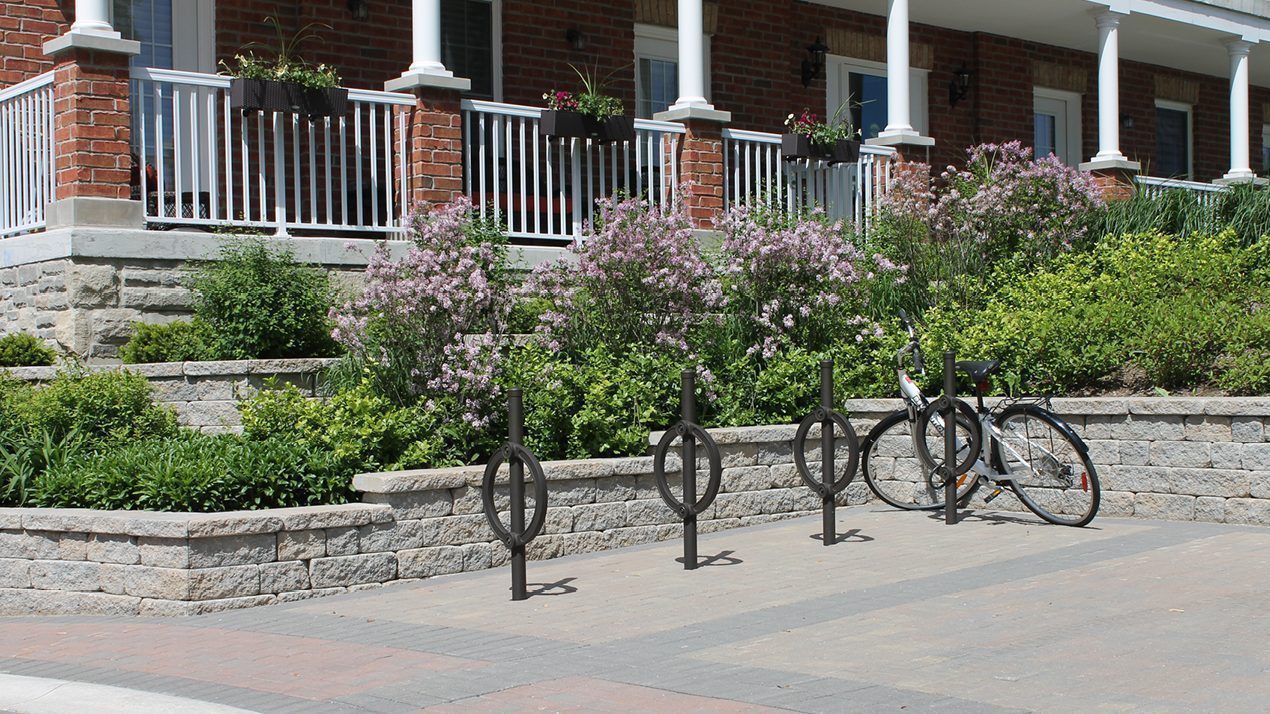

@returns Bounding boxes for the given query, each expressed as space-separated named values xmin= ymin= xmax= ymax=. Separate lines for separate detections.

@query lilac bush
xmin=524 ymin=195 xmax=723 ymax=355
xmin=330 ymin=198 xmax=510 ymax=425
xmin=718 ymin=206 xmax=902 ymax=359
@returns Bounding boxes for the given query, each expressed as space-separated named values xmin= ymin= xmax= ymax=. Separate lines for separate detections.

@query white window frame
xmin=825 ymin=55 xmax=929 ymax=138
xmin=442 ymin=0 xmax=502 ymax=101
xmin=1154 ymin=98 xmax=1193 ymax=180
xmin=634 ymin=23 xmax=710 ymax=119
xmin=1261 ymin=123 xmax=1269 ymax=174
xmin=1033 ymin=87 xmax=1082 ymax=167
xmin=113 ymin=0 xmax=215 ymax=72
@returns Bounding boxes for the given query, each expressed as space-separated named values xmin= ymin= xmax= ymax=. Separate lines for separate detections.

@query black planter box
xmin=229 ymin=78 xmax=349 ymax=119
xmin=540 ymin=110 xmax=635 ymax=143
xmin=780 ymin=134 xmax=861 ymax=164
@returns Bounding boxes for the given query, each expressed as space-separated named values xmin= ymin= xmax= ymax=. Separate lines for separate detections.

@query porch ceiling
xmin=809 ymin=0 xmax=1270 ymax=86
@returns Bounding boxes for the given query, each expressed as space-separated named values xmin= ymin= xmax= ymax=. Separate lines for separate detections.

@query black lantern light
xmin=801 ymin=37 xmax=830 ymax=87
xmin=348 ymin=0 xmax=369 ymax=21
xmin=566 ymin=28 xmax=586 ymax=51
xmin=948 ymin=63 xmax=973 ymax=106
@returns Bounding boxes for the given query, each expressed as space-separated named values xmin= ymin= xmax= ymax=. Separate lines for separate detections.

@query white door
xmin=1033 ymin=88 xmax=1081 ymax=166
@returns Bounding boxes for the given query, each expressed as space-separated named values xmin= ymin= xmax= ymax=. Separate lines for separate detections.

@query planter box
xmin=229 ymin=78 xmax=349 ymax=119
xmin=540 ymin=110 xmax=635 ymax=143
xmin=780 ymin=134 xmax=861 ymax=164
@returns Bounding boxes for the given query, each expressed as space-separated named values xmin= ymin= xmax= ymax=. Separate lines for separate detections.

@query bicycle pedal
xmin=984 ymin=488 xmax=1004 ymax=504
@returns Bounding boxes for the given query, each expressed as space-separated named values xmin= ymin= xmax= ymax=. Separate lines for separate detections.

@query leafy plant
xmin=0 ymin=333 xmax=56 ymax=367
xmin=218 ymin=17 xmax=340 ymax=90
xmin=1 ymin=368 xmax=177 ymax=445
xmin=542 ymin=63 xmax=624 ymax=120
xmin=119 ymin=320 xmax=212 ymax=364
xmin=189 ymin=239 xmax=339 ymax=360
xmin=784 ymin=102 xmax=857 ymax=147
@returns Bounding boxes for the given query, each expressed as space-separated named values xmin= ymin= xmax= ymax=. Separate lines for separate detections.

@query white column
xmin=871 ymin=0 xmax=930 ymax=147
xmin=883 ymin=0 xmax=912 ymax=136
xmin=669 ymin=0 xmax=713 ymax=111
xmin=1092 ymin=12 xmax=1128 ymax=162
xmin=71 ymin=0 xmax=115 ymax=35
xmin=386 ymin=0 xmax=469 ymax=91
xmin=409 ymin=0 xmax=450 ymax=76
xmin=1223 ymin=39 xmax=1255 ymax=181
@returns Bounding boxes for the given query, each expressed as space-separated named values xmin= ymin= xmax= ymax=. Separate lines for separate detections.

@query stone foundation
xmin=0 ymin=397 xmax=1265 ymax=616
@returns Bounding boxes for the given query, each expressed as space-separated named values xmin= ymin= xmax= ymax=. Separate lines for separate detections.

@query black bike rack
xmin=482 ymin=388 xmax=548 ymax=600
xmin=936 ymin=351 xmax=962 ymax=525
xmin=652 ymin=369 xmax=722 ymax=570
xmin=793 ymin=359 xmax=860 ymax=545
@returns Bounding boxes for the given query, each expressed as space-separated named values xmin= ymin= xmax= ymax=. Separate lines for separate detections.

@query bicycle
xmin=860 ymin=311 xmax=1101 ymax=527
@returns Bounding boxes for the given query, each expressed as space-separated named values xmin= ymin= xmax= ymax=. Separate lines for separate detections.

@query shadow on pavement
xmin=810 ymin=528 xmax=875 ymax=544
xmin=675 ymin=550 xmax=743 ymax=567
xmin=525 ymin=577 xmax=579 ymax=597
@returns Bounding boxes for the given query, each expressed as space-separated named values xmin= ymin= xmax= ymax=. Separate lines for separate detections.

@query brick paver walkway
xmin=2 ymin=506 xmax=1268 ymax=713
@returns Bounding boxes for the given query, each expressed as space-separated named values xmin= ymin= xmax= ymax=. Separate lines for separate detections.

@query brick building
xmin=1 ymin=0 xmax=1268 ymax=358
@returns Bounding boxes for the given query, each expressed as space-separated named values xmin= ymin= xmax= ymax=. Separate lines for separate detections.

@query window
xmin=827 ymin=57 xmax=928 ymax=141
xmin=113 ymin=0 xmax=213 ymax=73
xmin=1155 ymin=100 xmax=1192 ymax=179
xmin=634 ymin=24 xmax=710 ymax=119
xmin=1033 ymin=88 xmax=1082 ymax=166
xmin=442 ymin=0 xmax=499 ymax=100
xmin=1262 ymin=124 xmax=1269 ymax=175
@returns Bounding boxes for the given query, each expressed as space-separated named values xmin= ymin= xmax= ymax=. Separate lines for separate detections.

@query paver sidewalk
xmin=2 ymin=506 xmax=1268 ymax=713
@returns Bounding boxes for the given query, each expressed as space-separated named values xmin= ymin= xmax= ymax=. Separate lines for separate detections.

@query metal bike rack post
xmin=792 ymin=360 xmax=860 ymax=545
xmin=943 ymin=351 xmax=957 ymax=525
xmin=482 ymin=389 xmax=548 ymax=600
xmin=652 ymin=370 xmax=723 ymax=570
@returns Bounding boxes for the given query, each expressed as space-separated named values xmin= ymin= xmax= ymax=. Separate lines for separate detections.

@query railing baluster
xmin=532 ymin=117 xmax=542 ymax=236
xmin=519 ymin=116 xmax=527 ymax=236
xmin=324 ymin=117 xmax=333 ymax=225
xmin=383 ymin=105 xmax=395 ymax=230
xmin=309 ymin=117 xmax=318 ymax=225
xmin=370 ymin=104 xmax=379 ymax=227
xmin=354 ymin=103 xmax=364 ymax=227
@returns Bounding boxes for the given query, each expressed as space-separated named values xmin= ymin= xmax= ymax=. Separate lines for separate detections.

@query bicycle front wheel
xmin=862 ymin=410 xmax=979 ymax=510
xmin=992 ymin=405 xmax=1100 ymax=527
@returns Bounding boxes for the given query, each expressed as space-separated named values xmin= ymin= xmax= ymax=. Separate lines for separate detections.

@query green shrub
xmin=1091 ymin=183 xmax=1270 ymax=247
xmin=189 ymin=240 xmax=339 ymax=360
xmin=1 ymin=427 xmax=87 ymax=507
xmin=30 ymin=432 xmax=358 ymax=512
xmin=119 ymin=320 xmax=212 ymax=364
xmin=0 ymin=333 xmax=56 ymax=367
xmin=1 ymin=369 xmax=177 ymax=444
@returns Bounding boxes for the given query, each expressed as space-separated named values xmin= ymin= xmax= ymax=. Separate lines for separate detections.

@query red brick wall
xmin=1 ymin=0 xmax=71 ymax=85
xmin=6 ymin=0 xmax=1269 ymax=184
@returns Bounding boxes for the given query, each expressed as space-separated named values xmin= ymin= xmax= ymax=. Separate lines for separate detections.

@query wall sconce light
xmin=801 ymin=37 xmax=830 ymax=88
xmin=948 ymin=63 xmax=972 ymax=107
xmin=566 ymin=28 xmax=586 ymax=51
xmin=1120 ymin=112 xmax=1135 ymax=129
xmin=347 ymin=0 xmax=369 ymax=21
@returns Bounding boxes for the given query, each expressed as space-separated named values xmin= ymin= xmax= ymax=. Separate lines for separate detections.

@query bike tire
xmin=862 ymin=410 xmax=979 ymax=511
xmin=991 ymin=405 xmax=1100 ymax=527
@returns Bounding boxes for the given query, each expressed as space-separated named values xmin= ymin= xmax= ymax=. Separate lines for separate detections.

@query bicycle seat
xmin=955 ymin=360 xmax=1001 ymax=382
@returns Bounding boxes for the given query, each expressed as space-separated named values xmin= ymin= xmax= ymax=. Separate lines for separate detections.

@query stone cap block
xmin=648 ymin=424 xmax=797 ymax=446
xmin=4 ymin=504 xmax=393 ymax=539
xmin=355 ymin=468 xmax=473 ymax=494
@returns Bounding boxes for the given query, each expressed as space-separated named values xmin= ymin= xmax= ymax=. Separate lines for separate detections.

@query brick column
xmin=51 ymin=50 xmax=132 ymax=201
xmin=402 ymin=87 xmax=465 ymax=208
xmin=43 ymin=24 xmax=141 ymax=228
xmin=676 ymin=119 xmax=726 ymax=229
xmin=1087 ymin=168 xmax=1137 ymax=202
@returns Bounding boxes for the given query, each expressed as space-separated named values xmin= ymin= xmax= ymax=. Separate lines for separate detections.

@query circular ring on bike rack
xmin=793 ymin=408 xmax=860 ymax=498
xmin=916 ymin=397 xmax=982 ymax=478
xmin=652 ymin=422 xmax=722 ymax=518
xmin=482 ymin=443 xmax=548 ymax=548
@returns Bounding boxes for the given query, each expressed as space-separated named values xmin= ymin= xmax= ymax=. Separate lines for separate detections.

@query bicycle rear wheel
xmin=992 ymin=405 xmax=1100 ymax=527
xmin=862 ymin=410 xmax=979 ymax=510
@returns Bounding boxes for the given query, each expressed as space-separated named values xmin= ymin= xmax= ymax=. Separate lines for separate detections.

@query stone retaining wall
xmin=6 ymin=359 xmax=339 ymax=432
xmin=0 ymin=397 xmax=1265 ymax=616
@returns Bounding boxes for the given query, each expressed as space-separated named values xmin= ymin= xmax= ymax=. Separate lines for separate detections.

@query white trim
xmin=1034 ymin=86 xmax=1083 ymax=167
xmin=825 ymin=54 xmax=929 ymax=138
xmin=171 ymin=0 xmax=215 ymax=73
xmin=490 ymin=0 xmax=503 ymax=101
xmin=1154 ymin=98 xmax=1193 ymax=180
xmin=1262 ymin=123 xmax=1270 ymax=173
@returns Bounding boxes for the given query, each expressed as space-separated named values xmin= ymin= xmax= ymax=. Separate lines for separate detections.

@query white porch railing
xmin=722 ymin=128 xmax=896 ymax=232
xmin=130 ymin=68 xmax=412 ymax=235
xmin=1134 ymin=174 xmax=1228 ymax=205
xmin=461 ymin=100 xmax=684 ymax=242
xmin=0 ymin=72 xmax=55 ymax=239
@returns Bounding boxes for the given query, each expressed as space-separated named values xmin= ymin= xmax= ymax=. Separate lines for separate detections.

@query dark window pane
xmin=1155 ymin=107 xmax=1190 ymax=178
xmin=441 ymin=0 xmax=494 ymax=100
xmin=849 ymin=72 xmax=887 ymax=140
xmin=637 ymin=57 xmax=676 ymax=119
xmin=1035 ymin=113 xmax=1057 ymax=159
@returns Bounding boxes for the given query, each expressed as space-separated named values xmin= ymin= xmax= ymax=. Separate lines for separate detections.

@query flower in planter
xmin=784 ymin=105 xmax=858 ymax=149
xmin=542 ymin=63 xmax=625 ymax=121
xmin=218 ymin=17 xmax=342 ymax=91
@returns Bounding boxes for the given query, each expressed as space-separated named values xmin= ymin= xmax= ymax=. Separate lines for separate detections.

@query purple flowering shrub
xmin=875 ymin=141 xmax=1103 ymax=308
xmin=330 ymin=199 xmax=511 ymax=426
xmin=717 ymin=205 xmax=902 ymax=359
xmin=523 ymin=196 xmax=723 ymax=355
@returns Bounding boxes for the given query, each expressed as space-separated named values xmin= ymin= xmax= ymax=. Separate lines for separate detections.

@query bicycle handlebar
xmin=895 ymin=310 xmax=924 ymax=375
